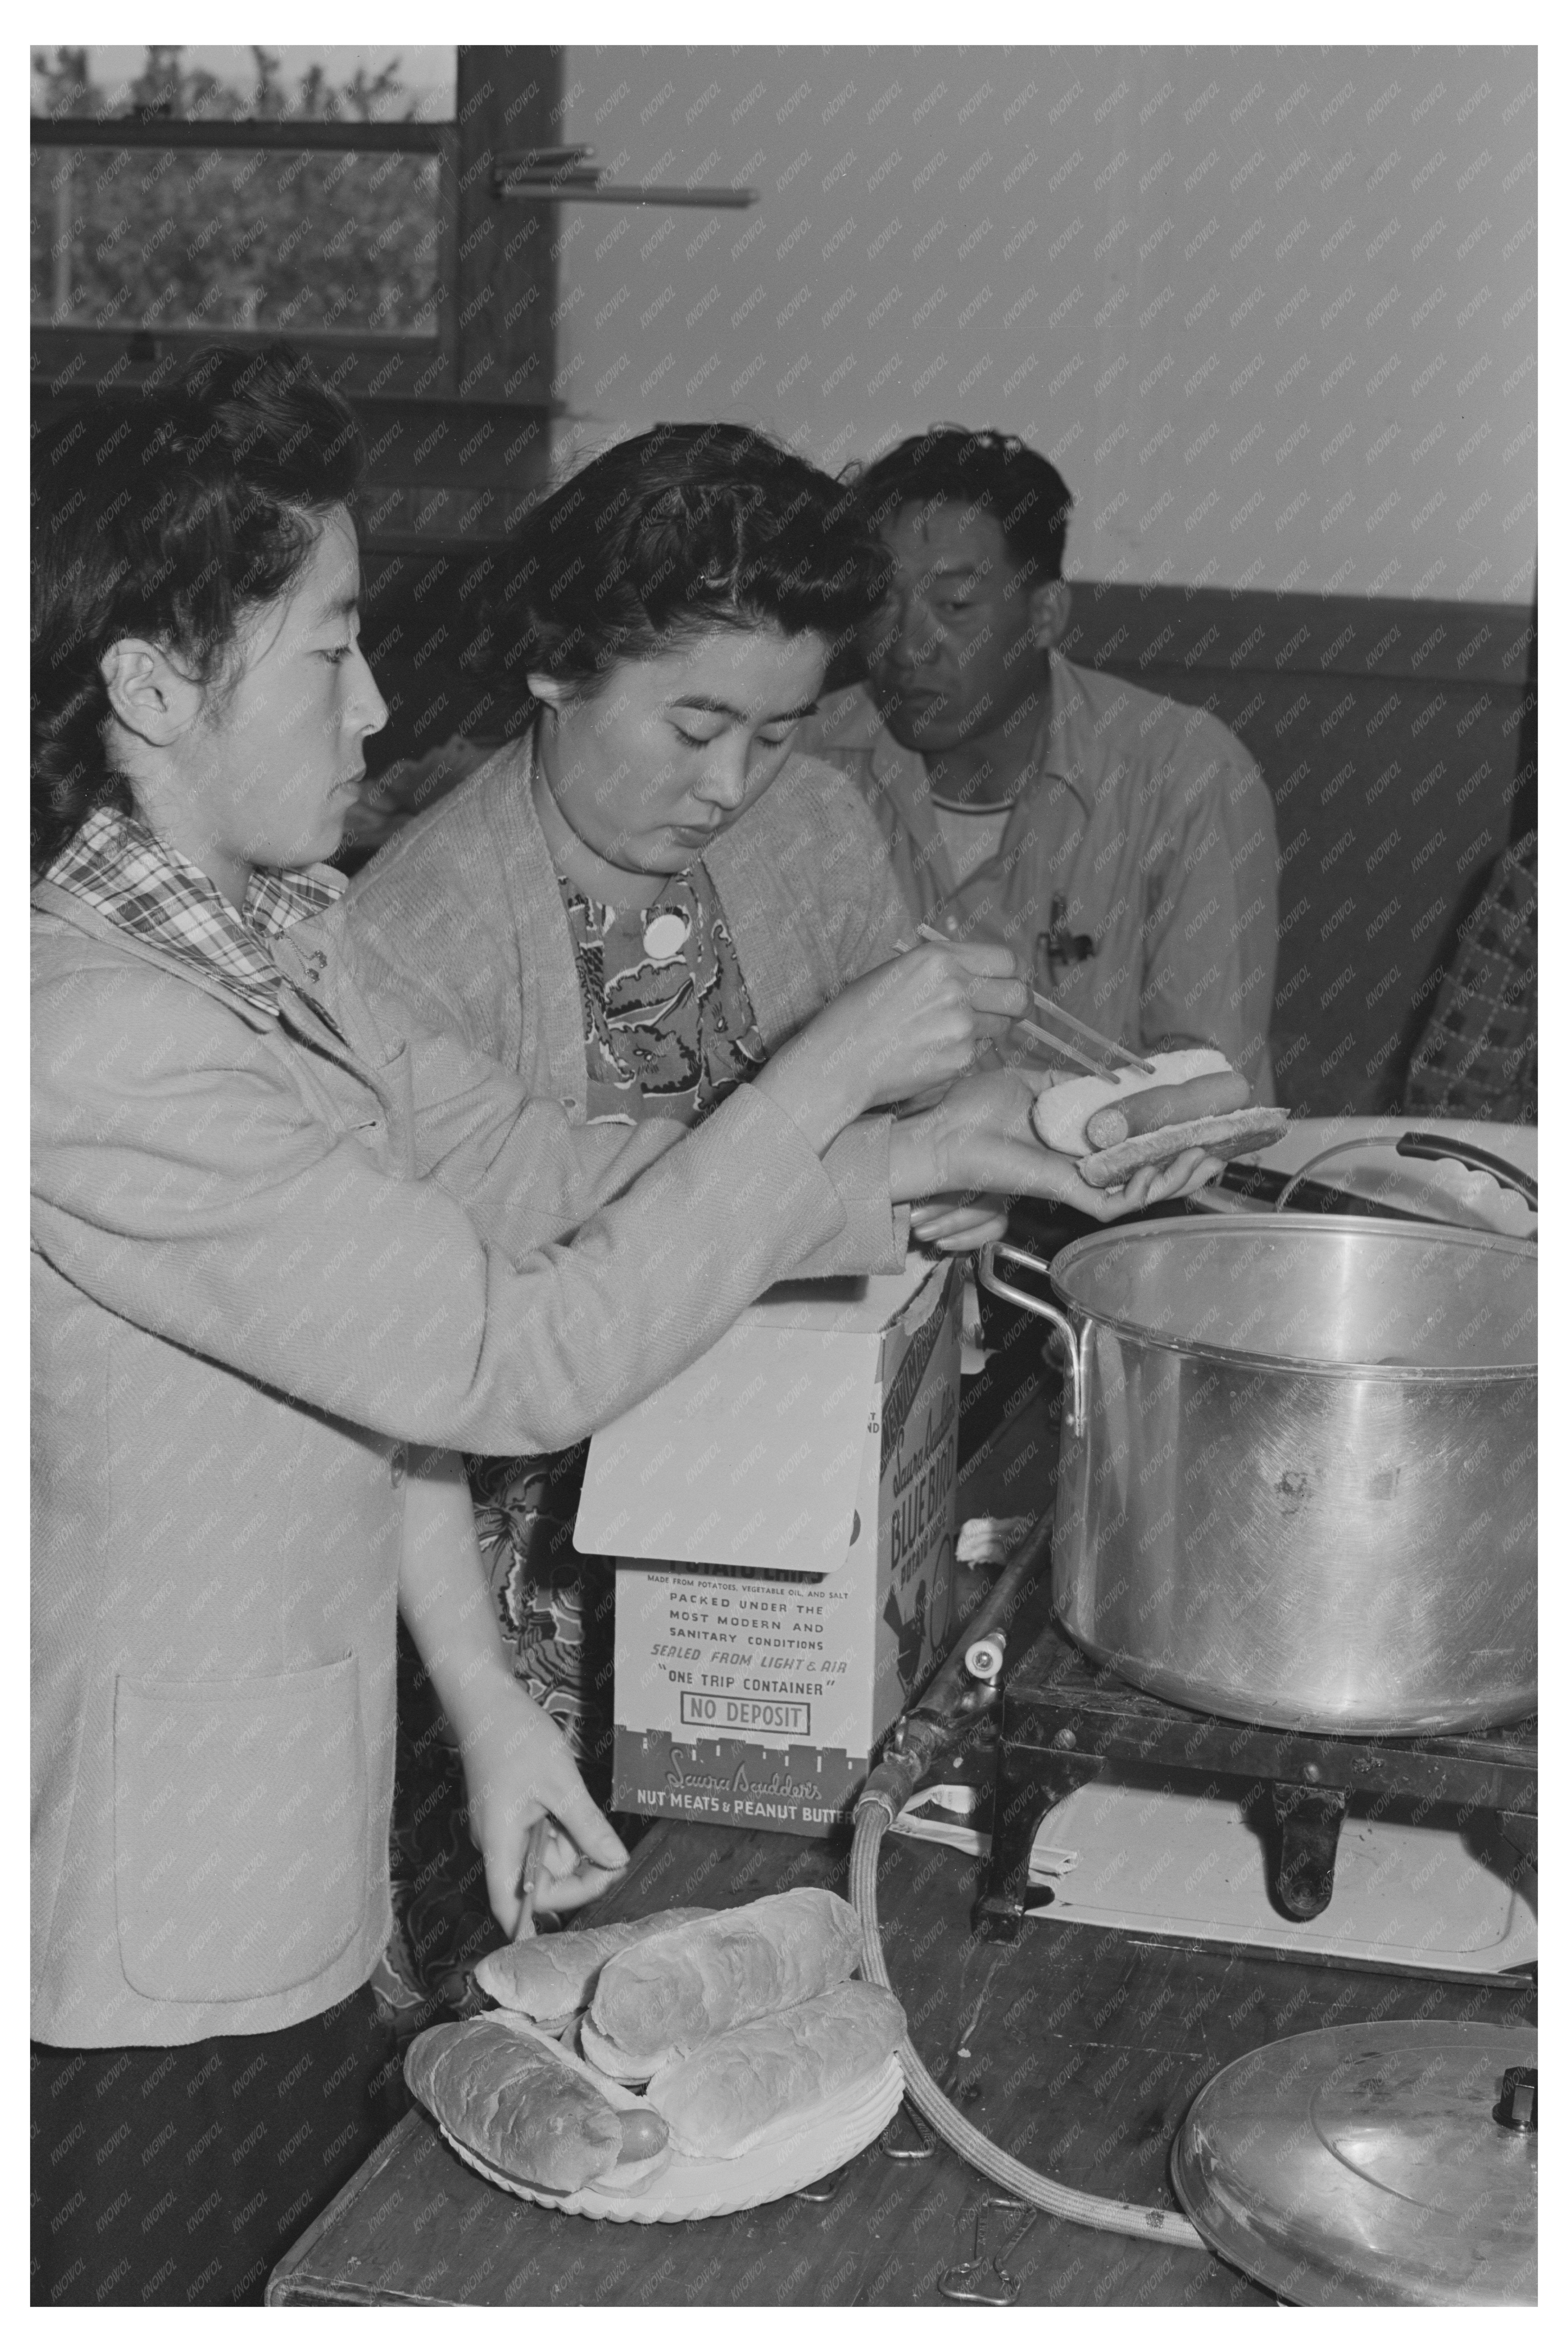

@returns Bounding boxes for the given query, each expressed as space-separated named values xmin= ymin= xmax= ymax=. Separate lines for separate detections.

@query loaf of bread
xmin=646 ymin=1981 xmax=907 ymax=2159
xmin=1031 ymin=1048 xmax=1235 ymax=1156
xmin=474 ymin=1908 xmax=715 ymax=2029
xmin=586 ymin=1889 xmax=864 ymax=2076
xmin=404 ymin=2012 xmax=670 ymax=2193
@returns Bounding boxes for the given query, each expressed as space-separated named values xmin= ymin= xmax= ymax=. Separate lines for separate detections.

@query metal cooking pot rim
xmin=1048 ymin=1214 xmax=1537 ymax=1380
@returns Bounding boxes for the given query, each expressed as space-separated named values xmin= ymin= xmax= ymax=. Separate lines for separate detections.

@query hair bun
xmin=514 ymin=423 xmax=885 ymax=697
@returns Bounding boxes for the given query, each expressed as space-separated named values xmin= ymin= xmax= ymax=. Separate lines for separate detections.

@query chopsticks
xmin=1021 ymin=998 xmax=1156 ymax=1077
xmin=1015 ymin=1019 xmax=1120 ymax=1078
xmin=517 ymin=1815 xmax=551 ymax=1939
xmin=916 ymin=923 xmax=1156 ymax=1077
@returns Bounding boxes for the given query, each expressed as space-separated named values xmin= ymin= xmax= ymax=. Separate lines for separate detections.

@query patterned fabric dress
xmin=563 ymin=867 xmax=769 ymax=1122
xmin=383 ymin=865 xmax=766 ymax=2012
xmin=473 ymin=866 xmax=767 ymax=1760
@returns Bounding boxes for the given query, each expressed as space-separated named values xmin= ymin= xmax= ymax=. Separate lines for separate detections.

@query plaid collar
xmin=42 ymin=805 xmax=346 ymax=1020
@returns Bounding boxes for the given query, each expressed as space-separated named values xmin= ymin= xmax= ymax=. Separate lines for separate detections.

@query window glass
xmin=30 ymin=45 xmax=457 ymax=123
xmin=31 ymin=145 xmax=442 ymax=337
xmin=30 ymin=48 xmax=454 ymax=338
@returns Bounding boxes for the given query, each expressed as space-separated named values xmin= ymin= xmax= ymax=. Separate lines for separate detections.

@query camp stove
xmin=867 ymin=1522 xmax=1538 ymax=2304
xmin=968 ymin=1612 xmax=1537 ymax=1972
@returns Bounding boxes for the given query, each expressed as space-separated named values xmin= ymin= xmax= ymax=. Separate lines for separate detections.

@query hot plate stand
xmin=975 ymin=1616 xmax=1537 ymax=1947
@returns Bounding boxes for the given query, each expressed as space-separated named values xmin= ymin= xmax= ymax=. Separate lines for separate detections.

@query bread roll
xmin=588 ymin=1889 xmax=864 ymax=2073
xmin=577 ymin=2014 xmax=669 ymax=2083
xmin=1031 ymin=1048 xmax=1233 ymax=1155
xmin=647 ymin=1981 xmax=907 ymax=2159
xmin=404 ymin=2012 xmax=670 ymax=2193
xmin=474 ymin=1907 xmax=715 ymax=2027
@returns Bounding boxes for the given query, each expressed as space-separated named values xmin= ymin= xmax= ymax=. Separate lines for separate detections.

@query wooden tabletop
xmin=269 ymin=1808 xmax=1534 ymax=2306
xmin=268 ymin=1264 xmax=1536 ymax=2305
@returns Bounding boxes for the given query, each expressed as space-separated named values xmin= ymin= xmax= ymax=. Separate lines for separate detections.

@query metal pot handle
xmin=978 ymin=1242 xmax=1086 ymax=1436
xmin=1394 ymin=1130 xmax=1538 ymax=1208
xmin=1275 ymin=1131 xmax=1538 ymax=1218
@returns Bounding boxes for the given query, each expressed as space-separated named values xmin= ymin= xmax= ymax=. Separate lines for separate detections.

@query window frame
xmin=30 ymin=111 xmax=465 ymax=396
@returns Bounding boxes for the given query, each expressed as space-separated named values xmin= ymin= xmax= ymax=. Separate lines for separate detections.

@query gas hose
xmin=849 ymin=1516 xmax=1205 ymax=2251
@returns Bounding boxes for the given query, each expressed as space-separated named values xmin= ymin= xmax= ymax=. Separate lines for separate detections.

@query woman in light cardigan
xmin=338 ymin=426 xmax=1221 ymax=1929
xmin=31 ymin=353 xmax=1062 ymax=2304
xmin=338 ymin=425 xmax=1133 ymax=1248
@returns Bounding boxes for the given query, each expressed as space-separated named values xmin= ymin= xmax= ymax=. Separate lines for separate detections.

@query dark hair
xmin=509 ymin=422 xmax=886 ymax=698
xmin=847 ymin=427 xmax=1074 ymax=584
xmin=31 ymin=343 xmax=363 ymax=875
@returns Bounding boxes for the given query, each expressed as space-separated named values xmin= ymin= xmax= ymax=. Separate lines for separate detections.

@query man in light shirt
xmin=799 ymin=429 xmax=1280 ymax=1095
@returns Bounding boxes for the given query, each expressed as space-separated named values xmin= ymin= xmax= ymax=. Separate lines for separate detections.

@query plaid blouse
xmin=1404 ymin=833 xmax=1537 ymax=1124
xmin=41 ymin=806 xmax=345 ymax=1020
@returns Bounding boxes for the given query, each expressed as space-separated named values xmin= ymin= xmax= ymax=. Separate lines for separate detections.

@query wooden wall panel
xmin=1064 ymin=584 xmax=1532 ymax=1115
xmin=356 ymin=534 xmax=537 ymax=771
xmin=452 ymin=48 xmax=563 ymax=404
xmin=354 ymin=387 xmax=553 ymax=553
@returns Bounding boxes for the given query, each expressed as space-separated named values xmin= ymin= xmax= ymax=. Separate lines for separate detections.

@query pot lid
xmin=1172 ymin=2020 xmax=1537 ymax=2306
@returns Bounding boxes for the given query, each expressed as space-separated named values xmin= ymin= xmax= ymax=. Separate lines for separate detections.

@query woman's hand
xmin=457 ymin=1677 xmax=630 ymax=1934
xmin=908 ymin=1193 xmax=1011 ymax=1253
xmin=890 ymin=1071 xmax=1226 ymax=1220
xmin=754 ymin=943 xmax=1026 ymax=1153
xmin=396 ymin=1452 xmax=630 ymax=1936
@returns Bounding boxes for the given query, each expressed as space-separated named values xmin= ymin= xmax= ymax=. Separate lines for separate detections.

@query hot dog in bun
xmin=1030 ymin=1047 xmax=1287 ymax=1187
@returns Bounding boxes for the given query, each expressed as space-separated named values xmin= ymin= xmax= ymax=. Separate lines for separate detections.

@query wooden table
xmin=268 ymin=1257 xmax=1537 ymax=2304
xmin=269 ymin=1809 xmax=1535 ymax=2306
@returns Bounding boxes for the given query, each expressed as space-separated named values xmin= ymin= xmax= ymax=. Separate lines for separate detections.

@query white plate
xmin=436 ymin=2053 xmax=905 ymax=2223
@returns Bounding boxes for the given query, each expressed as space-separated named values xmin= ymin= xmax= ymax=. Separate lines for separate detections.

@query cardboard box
xmin=575 ymin=1257 xmax=962 ymax=1834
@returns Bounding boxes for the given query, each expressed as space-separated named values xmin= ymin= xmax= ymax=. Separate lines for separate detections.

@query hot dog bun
xmin=405 ymin=2011 xmax=671 ymax=2192
xmin=577 ymin=2014 xmax=666 ymax=2082
xmin=1030 ymin=1048 xmax=1233 ymax=1155
xmin=474 ymin=1908 xmax=715 ymax=2029
xmin=587 ymin=1889 xmax=864 ymax=2076
xmin=646 ymin=1981 xmax=907 ymax=2160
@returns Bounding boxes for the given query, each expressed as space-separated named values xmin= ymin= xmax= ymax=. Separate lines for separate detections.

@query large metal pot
xmin=980 ymin=1218 xmax=1536 ymax=1734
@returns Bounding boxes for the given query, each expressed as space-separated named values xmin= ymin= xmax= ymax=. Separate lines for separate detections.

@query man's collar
xmin=863 ymin=651 xmax=1093 ymax=822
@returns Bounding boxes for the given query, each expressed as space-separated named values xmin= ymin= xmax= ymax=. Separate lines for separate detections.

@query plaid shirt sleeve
xmin=1404 ymin=834 xmax=1537 ymax=1123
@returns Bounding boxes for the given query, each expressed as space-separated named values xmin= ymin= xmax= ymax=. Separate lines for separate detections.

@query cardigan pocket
xmin=113 ymin=1656 xmax=368 ymax=2005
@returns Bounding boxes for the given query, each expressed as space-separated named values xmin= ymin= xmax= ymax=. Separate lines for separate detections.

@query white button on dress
xmin=641 ymin=909 xmax=691 ymax=962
